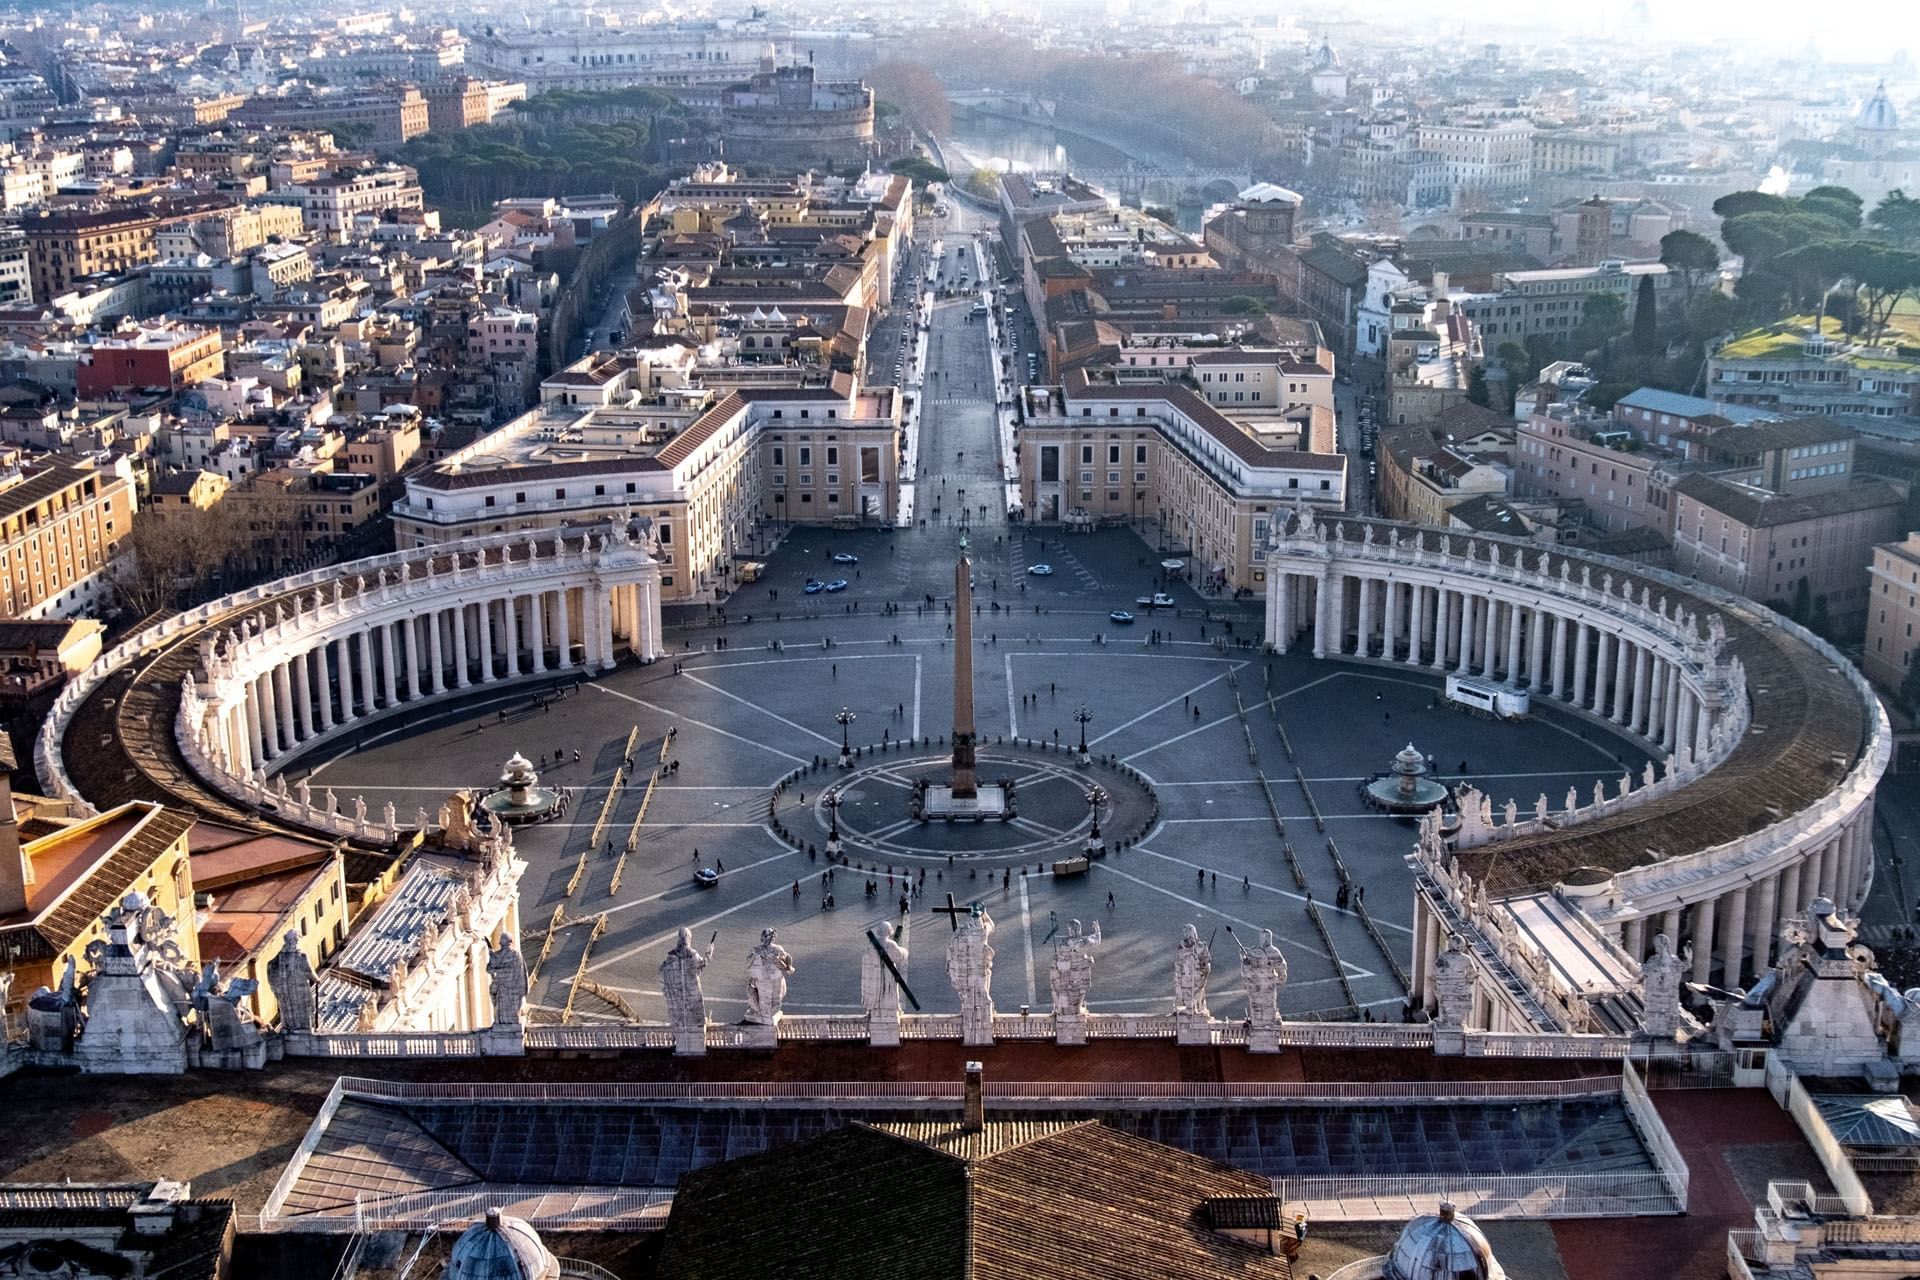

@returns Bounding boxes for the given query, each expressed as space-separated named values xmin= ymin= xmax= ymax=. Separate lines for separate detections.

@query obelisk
xmin=951 ymin=541 xmax=978 ymax=798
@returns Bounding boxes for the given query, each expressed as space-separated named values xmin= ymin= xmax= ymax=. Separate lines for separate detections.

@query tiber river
xmin=941 ymin=110 xmax=1208 ymax=232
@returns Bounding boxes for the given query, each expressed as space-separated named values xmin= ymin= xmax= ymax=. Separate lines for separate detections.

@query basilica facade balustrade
xmin=1265 ymin=513 xmax=1890 ymax=1023
xmin=36 ymin=525 xmax=665 ymax=844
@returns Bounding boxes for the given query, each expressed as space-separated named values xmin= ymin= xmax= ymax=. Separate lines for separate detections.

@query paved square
xmin=302 ymin=523 xmax=1648 ymax=1028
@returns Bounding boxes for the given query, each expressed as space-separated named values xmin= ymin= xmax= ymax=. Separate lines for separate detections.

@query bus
xmin=1444 ymin=675 xmax=1530 ymax=720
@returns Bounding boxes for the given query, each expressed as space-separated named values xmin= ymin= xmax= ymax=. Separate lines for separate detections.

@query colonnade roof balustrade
xmin=1272 ymin=513 xmax=1883 ymax=897
xmin=36 ymin=525 xmax=657 ymax=849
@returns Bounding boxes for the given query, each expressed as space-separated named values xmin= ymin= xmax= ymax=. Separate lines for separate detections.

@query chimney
xmin=962 ymin=1060 xmax=984 ymax=1133
xmin=0 ymin=741 xmax=26 ymax=918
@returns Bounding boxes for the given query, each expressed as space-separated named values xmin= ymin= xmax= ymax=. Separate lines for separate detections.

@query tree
xmin=888 ymin=157 xmax=950 ymax=186
xmin=1144 ymin=205 xmax=1178 ymax=225
xmin=1466 ymin=365 xmax=1490 ymax=406
xmin=1497 ymin=341 xmax=1537 ymax=384
xmin=863 ymin=61 xmax=953 ymax=137
xmin=965 ymin=167 xmax=1001 ymax=199
xmin=1632 ymin=274 xmax=1659 ymax=354
xmin=1579 ymin=292 xmax=1627 ymax=354
xmin=1871 ymin=189 xmax=1920 ymax=250
xmin=1803 ymin=185 xmax=1865 ymax=229
xmin=1221 ymin=294 xmax=1268 ymax=316
xmin=1659 ymin=229 xmax=1721 ymax=311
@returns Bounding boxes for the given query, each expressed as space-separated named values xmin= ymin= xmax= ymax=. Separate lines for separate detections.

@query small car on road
xmin=833 ymin=553 xmax=859 ymax=564
xmin=825 ymin=579 xmax=849 ymax=593
xmin=1108 ymin=610 xmax=1135 ymax=624
xmin=1027 ymin=563 xmax=1053 ymax=576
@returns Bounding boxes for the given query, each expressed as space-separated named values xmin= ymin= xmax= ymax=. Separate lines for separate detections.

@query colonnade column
xmin=316 ymin=646 xmax=335 ymax=734
xmin=1505 ymin=604 xmax=1523 ymax=683
xmin=1777 ymin=861 xmax=1804 ymax=954
xmin=1690 ymin=896 xmax=1717 ymax=991
xmin=1407 ymin=583 xmax=1425 ymax=665
xmin=428 ymin=611 xmax=445 ymax=695
xmin=1623 ymin=917 xmax=1647 ymax=961
xmin=1528 ymin=609 xmax=1547 ymax=692
xmin=478 ymin=600 xmax=496 ymax=681
xmin=1331 ymin=574 xmax=1348 ymax=656
xmin=357 ymin=632 xmax=376 ymax=712
xmin=246 ymin=684 xmax=267 ymax=767
xmin=558 ymin=588 xmax=575 ymax=668
xmin=1455 ymin=596 xmax=1475 ymax=675
xmin=1383 ymin=579 xmax=1401 ymax=661
xmin=1430 ymin=589 xmax=1450 ymax=669
xmin=1612 ymin=639 xmax=1632 ymax=726
xmin=1572 ymin=624 xmax=1591 ymax=709
xmin=381 ymin=623 xmax=399 ymax=707
xmin=272 ymin=662 xmax=296 ymax=750
xmin=531 ymin=594 xmax=549 ymax=673
xmin=1592 ymin=633 xmax=1613 ymax=719
xmin=1719 ymin=886 xmax=1749 ymax=987
xmin=1631 ymin=648 xmax=1651 ymax=736
xmin=452 ymin=603 xmax=471 ymax=688
xmin=292 ymin=651 xmax=314 ymax=741
xmin=504 ymin=595 xmax=522 ymax=675
xmin=1551 ymin=614 xmax=1569 ymax=698
xmin=1750 ymin=872 xmax=1779 ymax=973
xmin=1480 ymin=597 xmax=1498 ymax=679
xmin=1356 ymin=577 xmax=1374 ymax=660
xmin=1273 ymin=573 xmax=1292 ymax=653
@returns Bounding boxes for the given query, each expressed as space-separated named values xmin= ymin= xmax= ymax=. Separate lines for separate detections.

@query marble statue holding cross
xmin=1174 ymin=924 xmax=1213 ymax=1017
xmin=861 ymin=921 xmax=910 ymax=1020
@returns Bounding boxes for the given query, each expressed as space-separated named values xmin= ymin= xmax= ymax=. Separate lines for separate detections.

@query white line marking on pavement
xmin=679 ymin=672 xmax=841 ymax=748
xmin=1130 ymin=845 xmax=1414 ymax=936
xmin=590 ymin=684 xmax=808 ymax=765
xmin=1091 ymin=860 xmax=1367 ymax=974
xmin=1089 ymin=665 xmax=1242 ymax=746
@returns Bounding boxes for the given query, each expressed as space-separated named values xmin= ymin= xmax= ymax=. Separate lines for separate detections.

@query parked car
xmin=804 ymin=580 xmax=826 ymax=594
xmin=1135 ymin=592 xmax=1176 ymax=609
xmin=833 ymin=553 xmax=859 ymax=564
xmin=1108 ymin=610 xmax=1135 ymax=624
xmin=1027 ymin=564 xmax=1054 ymax=576
xmin=825 ymin=579 xmax=850 ymax=592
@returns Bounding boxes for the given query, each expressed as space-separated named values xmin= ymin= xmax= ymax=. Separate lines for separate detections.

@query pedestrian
xmin=717 ymin=858 xmax=725 ymax=873
xmin=573 ymin=749 xmax=581 ymax=764
xmin=1243 ymin=876 xmax=1250 ymax=893
xmin=1106 ymin=891 xmax=1115 ymax=909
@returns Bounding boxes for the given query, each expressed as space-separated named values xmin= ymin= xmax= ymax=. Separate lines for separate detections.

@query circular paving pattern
xmin=773 ymin=744 xmax=1158 ymax=866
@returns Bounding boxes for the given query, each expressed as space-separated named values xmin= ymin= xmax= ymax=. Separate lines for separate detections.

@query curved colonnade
xmin=1265 ymin=514 xmax=1890 ymax=1002
xmin=37 ymin=526 xmax=666 ymax=844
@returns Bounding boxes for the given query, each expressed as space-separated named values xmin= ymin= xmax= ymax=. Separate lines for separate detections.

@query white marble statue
xmin=861 ymin=922 xmax=909 ymax=1019
xmin=1640 ymin=932 xmax=1686 ymax=1039
xmin=1239 ymin=928 xmax=1288 ymax=1024
xmin=267 ymin=930 xmax=318 ymax=1034
xmin=486 ymin=937 xmax=528 ymax=1029
xmin=1049 ymin=920 xmax=1101 ymax=1016
xmin=1434 ymin=934 xmax=1474 ymax=1029
xmin=947 ymin=905 xmax=995 ymax=1027
xmin=661 ymin=927 xmax=714 ymax=1030
xmin=1174 ymin=924 xmax=1213 ymax=1017
xmin=744 ymin=927 xmax=795 ymax=1025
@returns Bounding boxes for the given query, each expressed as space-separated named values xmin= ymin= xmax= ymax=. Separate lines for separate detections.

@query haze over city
xmin=0 ymin=1 xmax=1914 ymax=1279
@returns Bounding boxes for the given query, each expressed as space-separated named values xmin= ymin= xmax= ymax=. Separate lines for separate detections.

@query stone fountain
xmin=479 ymin=751 xmax=562 ymax=824
xmin=1362 ymin=743 xmax=1449 ymax=815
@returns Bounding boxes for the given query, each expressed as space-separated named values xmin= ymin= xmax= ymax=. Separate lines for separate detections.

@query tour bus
xmin=1444 ymin=674 xmax=1531 ymax=720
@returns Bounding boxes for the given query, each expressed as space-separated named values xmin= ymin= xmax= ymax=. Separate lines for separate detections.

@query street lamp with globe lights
xmin=836 ymin=707 xmax=856 ymax=768
xmin=1084 ymin=784 xmax=1109 ymax=857
xmin=824 ymin=792 xmax=843 ymax=860
xmin=1074 ymin=706 xmax=1093 ymax=765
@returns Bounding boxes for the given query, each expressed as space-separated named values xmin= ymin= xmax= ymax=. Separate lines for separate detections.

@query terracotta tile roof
xmin=654 ymin=1121 xmax=1294 ymax=1280
xmin=1061 ymin=374 xmax=1344 ymax=472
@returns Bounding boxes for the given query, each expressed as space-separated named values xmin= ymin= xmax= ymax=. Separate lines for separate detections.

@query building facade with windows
xmin=1015 ymin=373 xmax=1346 ymax=592
xmin=1864 ymin=532 xmax=1920 ymax=693
xmin=393 ymin=354 xmax=900 ymax=603
xmin=0 ymin=457 xmax=135 ymax=619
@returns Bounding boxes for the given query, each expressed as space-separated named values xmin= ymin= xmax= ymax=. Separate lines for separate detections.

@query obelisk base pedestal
xmin=923 ymin=782 xmax=1009 ymax=820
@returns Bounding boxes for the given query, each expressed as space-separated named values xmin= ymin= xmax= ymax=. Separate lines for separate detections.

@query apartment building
xmin=1413 ymin=118 xmax=1535 ymax=195
xmin=75 ymin=323 xmax=225 ymax=397
xmin=1865 ymin=533 xmax=1920 ymax=692
xmin=1670 ymin=471 xmax=1900 ymax=625
xmin=1453 ymin=261 xmax=1677 ymax=344
xmin=0 ymin=456 xmax=136 ymax=619
xmin=281 ymin=166 xmax=425 ymax=239
xmin=1530 ymin=132 xmax=1621 ymax=176
xmin=20 ymin=206 xmax=160 ymax=302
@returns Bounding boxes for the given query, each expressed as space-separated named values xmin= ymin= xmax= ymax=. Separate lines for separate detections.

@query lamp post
xmin=836 ymin=707 xmax=856 ymax=768
xmin=824 ymin=792 xmax=843 ymax=859
xmin=1084 ymin=784 xmax=1109 ymax=857
xmin=1074 ymin=706 xmax=1093 ymax=765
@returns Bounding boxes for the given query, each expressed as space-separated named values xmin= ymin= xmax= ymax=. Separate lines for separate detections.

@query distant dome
xmin=1313 ymin=38 xmax=1341 ymax=70
xmin=1386 ymin=1203 xmax=1505 ymax=1280
xmin=1857 ymin=81 xmax=1900 ymax=132
xmin=443 ymin=1209 xmax=559 ymax=1280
